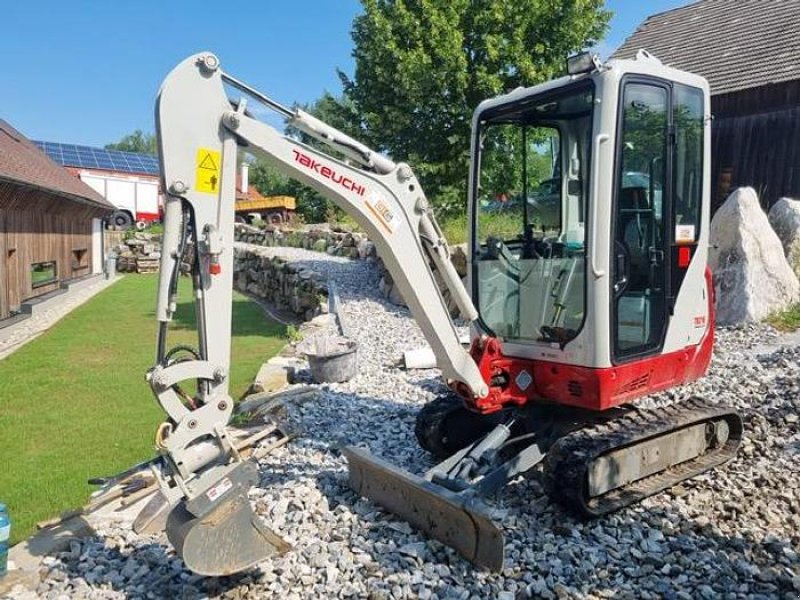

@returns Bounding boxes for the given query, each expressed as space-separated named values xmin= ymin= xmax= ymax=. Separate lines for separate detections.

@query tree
xmin=341 ymin=0 xmax=610 ymax=216
xmin=248 ymin=92 xmax=365 ymax=224
xmin=105 ymin=130 xmax=158 ymax=154
xmin=247 ymin=156 xmax=332 ymax=224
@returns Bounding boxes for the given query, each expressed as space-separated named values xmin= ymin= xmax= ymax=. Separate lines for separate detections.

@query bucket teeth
xmin=344 ymin=446 xmax=504 ymax=571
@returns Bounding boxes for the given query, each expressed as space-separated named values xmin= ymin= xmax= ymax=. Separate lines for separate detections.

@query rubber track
xmin=414 ymin=395 xmax=465 ymax=458
xmin=542 ymin=398 xmax=743 ymax=517
xmin=415 ymin=395 xmax=501 ymax=459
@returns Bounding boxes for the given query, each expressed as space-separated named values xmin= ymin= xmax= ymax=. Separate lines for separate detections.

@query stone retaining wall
xmin=233 ymin=248 xmax=327 ymax=321
xmin=376 ymin=244 xmax=468 ymax=317
xmin=234 ymin=222 xmax=469 ymax=317
xmin=234 ymin=224 xmax=377 ymax=260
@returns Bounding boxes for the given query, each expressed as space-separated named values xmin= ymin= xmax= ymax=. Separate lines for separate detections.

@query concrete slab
xmin=60 ymin=273 xmax=103 ymax=293
xmin=20 ymin=288 xmax=68 ymax=315
xmin=9 ymin=517 xmax=94 ymax=573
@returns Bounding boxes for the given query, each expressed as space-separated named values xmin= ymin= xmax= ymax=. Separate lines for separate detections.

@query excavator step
xmin=344 ymin=447 xmax=504 ymax=571
xmin=543 ymin=398 xmax=743 ymax=517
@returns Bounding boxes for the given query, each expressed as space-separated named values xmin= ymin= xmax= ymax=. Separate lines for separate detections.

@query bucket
xmin=302 ymin=335 xmax=359 ymax=383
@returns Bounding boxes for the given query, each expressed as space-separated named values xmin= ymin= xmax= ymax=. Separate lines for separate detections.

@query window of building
xmin=31 ymin=261 xmax=58 ymax=288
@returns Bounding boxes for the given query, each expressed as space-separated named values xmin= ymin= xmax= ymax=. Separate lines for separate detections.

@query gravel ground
xmin=9 ymin=247 xmax=800 ymax=600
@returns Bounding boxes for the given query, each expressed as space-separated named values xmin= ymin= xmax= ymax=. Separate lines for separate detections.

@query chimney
xmin=241 ymin=162 xmax=249 ymax=195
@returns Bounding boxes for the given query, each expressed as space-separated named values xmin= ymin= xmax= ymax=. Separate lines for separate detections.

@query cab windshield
xmin=473 ymin=82 xmax=594 ymax=345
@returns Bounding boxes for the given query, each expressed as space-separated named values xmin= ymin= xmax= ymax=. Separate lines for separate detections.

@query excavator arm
xmin=146 ymin=52 xmax=491 ymax=575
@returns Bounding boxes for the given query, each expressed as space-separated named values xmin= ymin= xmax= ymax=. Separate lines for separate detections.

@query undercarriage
xmin=347 ymin=395 xmax=742 ymax=570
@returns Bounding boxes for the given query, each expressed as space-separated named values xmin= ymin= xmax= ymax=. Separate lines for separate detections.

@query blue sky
xmin=1 ymin=0 xmax=692 ymax=148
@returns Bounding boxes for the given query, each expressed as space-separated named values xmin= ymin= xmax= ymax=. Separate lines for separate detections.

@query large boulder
xmin=709 ymin=187 xmax=800 ymax=325
xmin=768 ymin=197 xmax=800 ymax=278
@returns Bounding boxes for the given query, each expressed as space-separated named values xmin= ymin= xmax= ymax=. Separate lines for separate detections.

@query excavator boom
xmin=148 ymin=52 xmax=495 ymax=574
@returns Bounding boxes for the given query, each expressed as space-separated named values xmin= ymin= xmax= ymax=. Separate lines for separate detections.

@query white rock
xmin=357 ymin=240 xmax=376 ymax=260
xmin=709 ymin=187 xmax=799 ymax=325
xmin=768 ymin=197 xmax=800 ymax=278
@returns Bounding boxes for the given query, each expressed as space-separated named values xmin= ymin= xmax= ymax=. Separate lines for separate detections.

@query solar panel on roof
xmin=31 ymin=140 xmax=161 ymax=176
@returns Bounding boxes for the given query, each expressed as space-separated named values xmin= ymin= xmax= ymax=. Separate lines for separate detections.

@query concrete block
xmin=0 ymin=568 xmax=40 ymax=597
xmin=250 ymin=361 xmax=292 ymax=394
xmin=10 ymin=517 xmax=93 ymax=570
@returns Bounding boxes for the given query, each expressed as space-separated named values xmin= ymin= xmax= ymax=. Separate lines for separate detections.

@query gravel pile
xmin=10 ymin=245 xmax=800 ymax=599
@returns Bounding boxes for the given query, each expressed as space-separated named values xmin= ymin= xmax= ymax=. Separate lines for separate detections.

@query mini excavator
xmin=140 ymin=51 xmax=741 ymax=575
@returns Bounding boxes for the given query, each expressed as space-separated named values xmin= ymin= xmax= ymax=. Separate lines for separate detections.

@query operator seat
xmin=618 ymin=186 xmax=652 ymax=290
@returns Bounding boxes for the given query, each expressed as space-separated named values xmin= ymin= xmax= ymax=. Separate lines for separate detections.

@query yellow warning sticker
xmin=195 ymin=148 xmax=221 ymax=194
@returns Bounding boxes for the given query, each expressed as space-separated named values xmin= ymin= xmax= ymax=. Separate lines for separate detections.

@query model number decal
xmin=694 ymin=315 xmax=706 ymax=328
xmin=365 ymin=192 xmax=399 ymax=234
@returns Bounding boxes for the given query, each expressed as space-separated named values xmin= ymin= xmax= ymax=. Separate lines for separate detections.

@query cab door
xmin=611 ymin=80 xmax=671 ymax=361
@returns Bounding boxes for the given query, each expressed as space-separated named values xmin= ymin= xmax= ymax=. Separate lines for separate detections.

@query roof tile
xmin=0 ymin=120 xmax=113 ymax=210
xmin=612 ymin=0 xmax=800 ymax=95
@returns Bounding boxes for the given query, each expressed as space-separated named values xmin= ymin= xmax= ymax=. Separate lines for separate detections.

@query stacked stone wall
xmin=233 ymin=248 xmax=327 ymax=321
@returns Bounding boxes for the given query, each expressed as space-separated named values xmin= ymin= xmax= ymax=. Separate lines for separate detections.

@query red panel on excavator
xmin=532 ymin=330 xmax=713 ymax=410
xmin=469 ymin=268 xmax=717 ymax=413
xmin=532 ymin=267 xmax=715 ymax=411
xmin=469 ymin=326 xmax=713 ymax=413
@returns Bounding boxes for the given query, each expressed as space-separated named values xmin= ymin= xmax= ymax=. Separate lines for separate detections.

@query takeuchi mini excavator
xmin=143 ymin=51 xmax=741 ymax=575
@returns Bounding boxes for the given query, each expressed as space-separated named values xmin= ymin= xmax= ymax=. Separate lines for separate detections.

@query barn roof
xmin=0 ymin=120 xmax=113 ymax=210
xmin=611 ymin=0 xmax=800 ymax=96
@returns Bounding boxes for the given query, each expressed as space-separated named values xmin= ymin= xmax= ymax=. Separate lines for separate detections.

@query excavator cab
xmin=473 ymin=81 xmax=592 ymax=345
xmin=470 ymin=50 xmax=711 ymax=394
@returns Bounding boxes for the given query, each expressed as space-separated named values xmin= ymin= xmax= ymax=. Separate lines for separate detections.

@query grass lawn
xmin=0 ymin=275 xmax=287 ymax=543
xmin=767 ymin=303 xmax=800 ymax=331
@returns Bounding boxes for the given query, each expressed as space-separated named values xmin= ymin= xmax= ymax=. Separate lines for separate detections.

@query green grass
xmin=439 ymin=210 xmax=526 ymax=245
xmin=766 ymin=303 xmax=800 ymax=331
xmin=0 ymin=275 xmax=286 ymax=543
xmin=439 ymin=212 xmax=470 ymax=245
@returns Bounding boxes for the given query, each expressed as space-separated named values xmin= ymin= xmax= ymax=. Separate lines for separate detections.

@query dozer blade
xmin=165 ymin=461 xmax=290 ymax=576
xmin=344 ymin=447 xmax=504 ymax=571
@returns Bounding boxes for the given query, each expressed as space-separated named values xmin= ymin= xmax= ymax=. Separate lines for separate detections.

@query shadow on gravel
xmin=51 ymin=538 xmax=259 ymax=599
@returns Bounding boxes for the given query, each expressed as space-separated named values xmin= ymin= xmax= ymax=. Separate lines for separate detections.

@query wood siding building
xmin=612 ymin=0 xmax=800 ymax=211
xmin=0 ymin=120 xmax=113 ymax=320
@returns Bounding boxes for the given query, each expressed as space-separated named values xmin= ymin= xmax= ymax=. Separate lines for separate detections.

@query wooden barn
xmin=0 ymin=119 xmax=113 ymax=321
xmin=613 ymin=0 xmax=800 ymax=211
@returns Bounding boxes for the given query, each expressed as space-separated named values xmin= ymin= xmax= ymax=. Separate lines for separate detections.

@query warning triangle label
xmin=198 ymin=152 xmax=218 ymax=171
xmin=195 ymin=147 xmax=221 ymax=194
